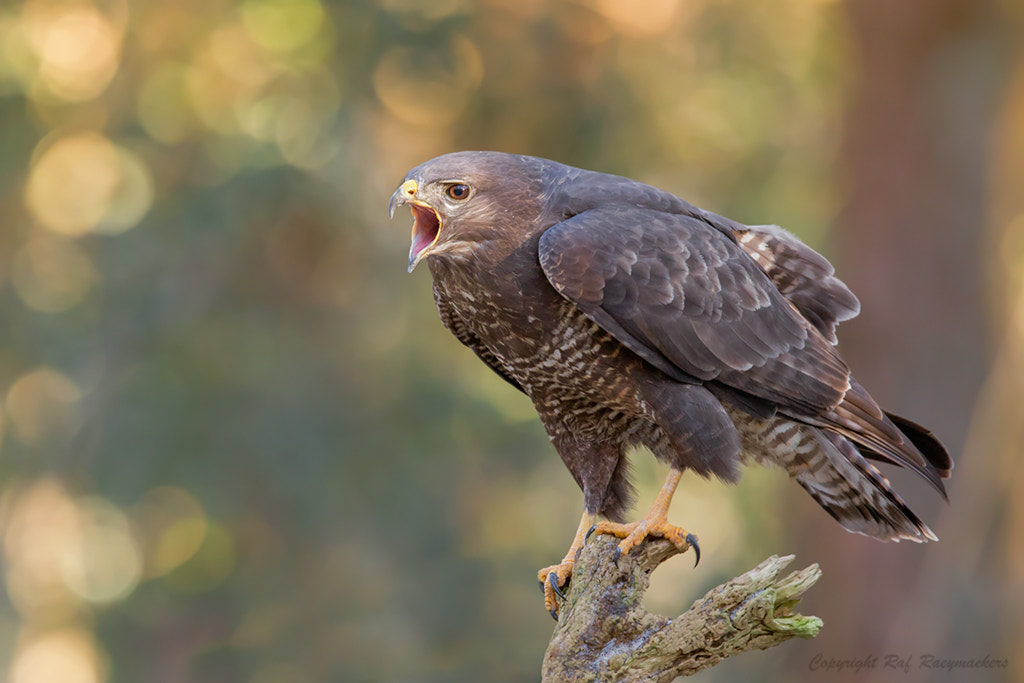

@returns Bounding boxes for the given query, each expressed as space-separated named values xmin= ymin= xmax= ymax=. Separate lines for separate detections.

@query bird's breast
xmin=430 ymin=249 xmax=657 ymax=423
xmin=448 ymin=284 xmax=642 ymax=402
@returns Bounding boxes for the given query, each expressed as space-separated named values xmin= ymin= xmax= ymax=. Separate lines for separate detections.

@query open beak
xmin=389 ymin=179 xmax=442 ymax=273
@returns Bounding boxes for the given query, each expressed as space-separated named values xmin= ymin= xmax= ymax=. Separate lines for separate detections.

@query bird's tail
xmin=813 ymin=379 xmax=951 ymax=499
xmin=793 ymin=429 xmax=937 ymax=542
xmin=737 ymin=411 xmax=941 ymax=542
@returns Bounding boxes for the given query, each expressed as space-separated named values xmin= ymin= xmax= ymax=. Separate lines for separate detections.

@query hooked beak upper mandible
xmin=388 ymin=179 xmax=418 ymax=218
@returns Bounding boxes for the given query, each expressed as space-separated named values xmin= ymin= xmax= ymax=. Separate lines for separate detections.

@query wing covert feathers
xmin=539 ymin=207 xmax=851 ymax=416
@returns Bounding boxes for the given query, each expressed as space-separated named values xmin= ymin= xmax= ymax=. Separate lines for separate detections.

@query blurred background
xmin=0 ymin=0 xmax=1021 ymax=681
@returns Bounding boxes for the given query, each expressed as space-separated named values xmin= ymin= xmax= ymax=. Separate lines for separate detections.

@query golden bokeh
xmin=2 ymin=479 xmax=84 ymax=622
xmin=25 ymin=133 xmax=119 ymax=235
xmin=241 ymin=0 xmax=325 ymax=55
xmin=59 ymin=497 xmax=142 ymax=605
xmin=275 ymin=72 xmax=343 ymax=168
xmin=8 ymin=627 xmax=105 ymax=683
xmin=94 ymin=146 xmax=154 ymax=234
xmin=210 ymin=23 xmax=277 ymax=89
xmin=136 ymin=62 xmax=197 ymax=144
xmin=1 ymin=481 xmax=142 ymax=618
xmin=133 ymin=486 xmax=208 ymax=578
xmin=373 ymin=35 xmax=484 ymax=127
xmin=155 ymin=516 xmax=209 ymax=575
xmin=183 ymin=15 xmax=337 ymax=164
xmin=25 ymin=132 xmax=153 ymax=236
xmin=22 ymin=2 xmax=122 ymax=103
xmin=590 ymin=0 xmax=684 ymax=36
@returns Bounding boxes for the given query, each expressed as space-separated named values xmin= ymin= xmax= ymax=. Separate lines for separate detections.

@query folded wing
xmin=538 ymin=207 xmax=851 ymax=417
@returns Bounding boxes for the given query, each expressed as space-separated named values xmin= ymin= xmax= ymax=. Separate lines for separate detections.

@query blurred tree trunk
xmin=788 ymin=0 xmax=1012 ymax=678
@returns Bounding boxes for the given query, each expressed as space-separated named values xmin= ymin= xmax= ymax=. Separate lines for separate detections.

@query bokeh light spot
xmin=95 ymin=147 xmax=155 ymax=234
xmin=592 ymin=0 xmax=683 ymax=36
xmin=8 ymin=627 xmax=104 ymax=683
xmin=60 ymin=497 xmax=142 ymax=605
xmin=25 ymin=4 xmax=121 ymax=102
xmin=133 ymin=487 xmax=208 ymax=578
xmin=275 ymin=71 xmax=341 ymax=168
xmin=373 ymin=35 xmax=483 ymax=127
xmin=209 ymin=23 xmax=276 ymax=88
xmin=185 ymin=36 xmax=263 ymax=136
xmin=156 ymin=516 xmax=209 ymax=576
xmin=25 ymin=133 xmax=153 ymax=236
xmin=137 ymin=63 xmax=197 ymax=144
xmin=26 ymin=133 xmax=118 ymax=235
xmin=5 ymin=368 xmax=83 ymax=448
xmin=2 ymin=479 xmax=83 ymax=622
xmin=237 ymin=93 xmax=288 ymax=142
xmin=241 ymin=0 xmax=325 ymax=54
xmin=166 ymin=521 xmax=236 ymax=593
xmin=0 ymin=13 xmax=33 ymax=96
xmin=11 ymin=233 xmax=96 ymax=313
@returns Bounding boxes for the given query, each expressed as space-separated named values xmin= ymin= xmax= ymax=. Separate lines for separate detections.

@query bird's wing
xmin=732 ymin=224 xmax=860 ymax=344
xmin=538 ymin=206 xmax=851 ymax=416
xmin=434 ymin=284 xmax=526 ymax=394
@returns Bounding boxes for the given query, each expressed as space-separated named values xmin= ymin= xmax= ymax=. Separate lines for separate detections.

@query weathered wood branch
xmin=542 ymin=536 xmax=822 ymax=682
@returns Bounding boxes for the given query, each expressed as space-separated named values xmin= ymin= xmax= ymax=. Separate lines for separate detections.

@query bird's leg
xmin=537 ymin=509 xmax=596 ymax=619
xmin=588 ymin=468 xmax=700 ymax=565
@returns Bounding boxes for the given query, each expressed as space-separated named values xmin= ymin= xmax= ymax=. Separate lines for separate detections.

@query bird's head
xmin=389 ymin=151 xmax=547 ymax=272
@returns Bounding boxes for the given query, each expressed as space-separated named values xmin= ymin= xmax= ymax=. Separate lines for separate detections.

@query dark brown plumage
xmin=390 ymin=151 xmax=952 ymax=616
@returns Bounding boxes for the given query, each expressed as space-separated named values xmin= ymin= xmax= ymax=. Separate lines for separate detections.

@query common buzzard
xmin=390 ymin=152 xmax=951 ymax=618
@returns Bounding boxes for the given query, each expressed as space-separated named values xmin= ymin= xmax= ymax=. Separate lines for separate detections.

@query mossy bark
xmin=542 ymin=536 xmax=822 ymax=682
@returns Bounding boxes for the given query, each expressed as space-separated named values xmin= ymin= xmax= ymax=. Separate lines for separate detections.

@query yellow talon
xmin=537 ymin=510 xmax=596 ymax=618
xmin=589 ymin=469 xmax=700 ymax=564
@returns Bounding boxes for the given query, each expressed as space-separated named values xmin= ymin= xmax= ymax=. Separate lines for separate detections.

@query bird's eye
xmin=446 ymin=183 xmax=470 ymax=200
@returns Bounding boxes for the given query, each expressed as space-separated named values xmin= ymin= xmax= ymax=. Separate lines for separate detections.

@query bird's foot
xmin=536 ymin=510 xmax=596 ymax=619
xmin=587 ymin=516 xmax=700 ymax=567
xmin=537 ymin=559 xmax=574 ymax=620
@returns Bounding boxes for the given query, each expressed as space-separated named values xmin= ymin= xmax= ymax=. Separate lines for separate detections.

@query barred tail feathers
xmin=739 ymin=414 xmax=938 ymax=543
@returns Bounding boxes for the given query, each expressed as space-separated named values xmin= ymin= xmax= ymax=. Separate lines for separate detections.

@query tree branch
xmin=542 ymin=536 xmax=822 ymax=681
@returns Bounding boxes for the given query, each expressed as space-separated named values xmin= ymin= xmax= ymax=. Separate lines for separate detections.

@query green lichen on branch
xmin=541 ymin=536 xmax=822 ymax=682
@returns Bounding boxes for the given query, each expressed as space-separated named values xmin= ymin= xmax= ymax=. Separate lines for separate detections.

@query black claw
xmin=611 ymin=545 xmax=622 ymax=568
xmin=585 ymin=524 xmax=598 ymax=543
xmin=686 ymin=533 xmax=701 ymax=567
xmin=548 ymin=572 xmax=567 ymax=600
xmin=549 ymin=606 xmax=559 ymax=621
xmin=538 ymin=578 xmax=546 ymax=594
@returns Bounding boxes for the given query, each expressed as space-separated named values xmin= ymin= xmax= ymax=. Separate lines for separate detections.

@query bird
xmin=389 ymin=151 xmax=952 ymax=618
